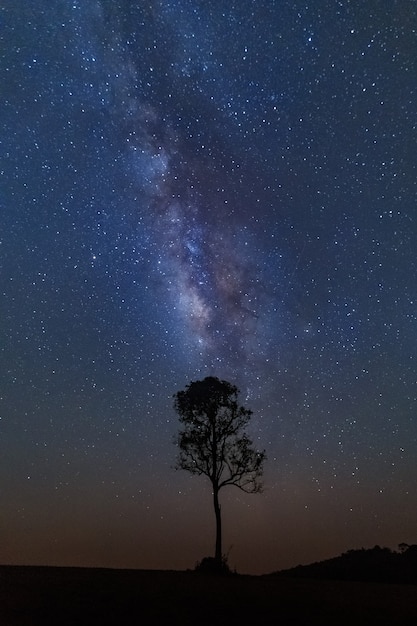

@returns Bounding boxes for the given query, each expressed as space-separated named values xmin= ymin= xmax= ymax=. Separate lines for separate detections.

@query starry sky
xmin=1 ymin=1 xmax=416 ymax=575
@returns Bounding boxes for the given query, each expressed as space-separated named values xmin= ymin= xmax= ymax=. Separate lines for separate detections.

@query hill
xmin=272 ymin=544 xmax=417 ymax=584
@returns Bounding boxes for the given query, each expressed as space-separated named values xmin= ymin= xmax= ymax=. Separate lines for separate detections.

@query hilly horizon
xmin=272 ymin=543 xmax=417 ymax=584
xmin=2 ymin=541 xmax=416 ymax=579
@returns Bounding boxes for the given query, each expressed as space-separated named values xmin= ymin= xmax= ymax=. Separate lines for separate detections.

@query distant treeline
xmin=272 ymin=544 xmax=417 ymax=584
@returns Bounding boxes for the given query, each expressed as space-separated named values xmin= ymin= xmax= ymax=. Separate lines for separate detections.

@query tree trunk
xmin=213 ymin=487 xmax=222 ymax=565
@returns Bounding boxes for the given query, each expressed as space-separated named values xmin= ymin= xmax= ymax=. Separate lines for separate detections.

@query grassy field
xmin=1 ymin=565 xmax=416 ymax=625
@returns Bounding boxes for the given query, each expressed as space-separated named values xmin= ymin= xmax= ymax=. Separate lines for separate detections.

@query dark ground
xmin=1 ymin=565 xmax=417 ymax=625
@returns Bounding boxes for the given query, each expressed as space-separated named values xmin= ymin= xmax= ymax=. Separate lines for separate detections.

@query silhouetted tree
xmin=174 ymin=376 xmax=266 ymax=569
xmin=398 ymin=542 xmax=410 ymax=553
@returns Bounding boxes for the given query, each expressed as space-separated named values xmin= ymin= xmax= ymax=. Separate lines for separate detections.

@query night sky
xmin=1 ymin=1 xmax=416 ymax=575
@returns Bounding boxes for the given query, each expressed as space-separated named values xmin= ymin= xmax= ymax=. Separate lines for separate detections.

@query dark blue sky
xmin=1 ymin=1 xmax=416 ymax=574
